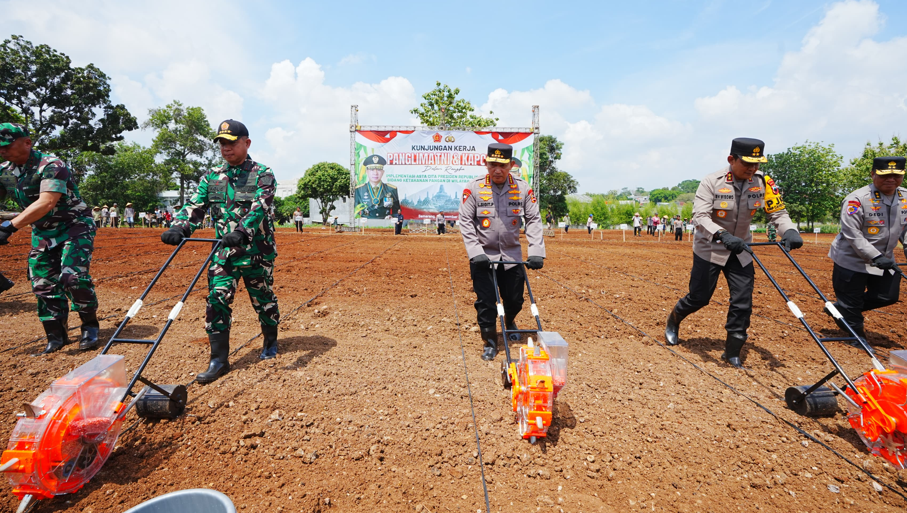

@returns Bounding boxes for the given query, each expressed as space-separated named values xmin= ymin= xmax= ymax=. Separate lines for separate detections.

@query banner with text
xmin=353 ymin=130 xmax=534 ymax=220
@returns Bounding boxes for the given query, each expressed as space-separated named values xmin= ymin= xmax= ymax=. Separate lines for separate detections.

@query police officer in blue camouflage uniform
xmin=161 ymin=120 xmax=280 ymax=383
xmin=0 ymin=123 xmax=100 ymax=353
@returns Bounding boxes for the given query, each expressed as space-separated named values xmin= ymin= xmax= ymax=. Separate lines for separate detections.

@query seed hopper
xmin=489 ymin=261 xmax=568 ymax=443
xmin=1 ymin=238 xmax=221 ymax=512
xmin=749 ymin=242 xmax=907 ymax=469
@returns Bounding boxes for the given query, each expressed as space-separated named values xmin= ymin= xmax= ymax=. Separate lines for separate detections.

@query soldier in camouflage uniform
xmin=0 ymin=123 xmax=100 ymax=353
xmin=161 ymin=119 xmax=279 ymax=384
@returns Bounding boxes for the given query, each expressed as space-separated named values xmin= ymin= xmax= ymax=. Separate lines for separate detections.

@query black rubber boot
xmin=40 ymin=319 xmax=69 ymax=354
xmin=665 ymin=308 xmax=685 ymax=346
xmin=504 ymin=315 xmax=520 ymax=342
xmin=78 ymin=311 xmax=100 ymax=350
xmin=721 ymin=332 xmax=747 ymax=369
xmin=0 ymin=273 xmax=13 ymax=295
xmin=197 ymin=331 xmax=230 ymax=384
xmin=259 ymin=324 xmax=279 ymax=360
xmin=481 ymin=327 xmax=498 ymax=361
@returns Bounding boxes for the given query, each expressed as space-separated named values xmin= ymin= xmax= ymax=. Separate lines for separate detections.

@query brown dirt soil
xmin=2 ymin=226 xmax=907 ymax=512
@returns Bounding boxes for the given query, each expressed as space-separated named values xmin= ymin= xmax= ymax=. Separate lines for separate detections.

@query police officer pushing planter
xmin=665 ymin=138 xmax=802 ymax=368
xmin=460 ymin=143 xmax=545 ymax=360
xmin=0 ymin=123 xmax=101 ymax=353
xmin=826 ymin=157 xmax=907 ymax=346
xmin=161 ymin=120 xmax=280 ymax=383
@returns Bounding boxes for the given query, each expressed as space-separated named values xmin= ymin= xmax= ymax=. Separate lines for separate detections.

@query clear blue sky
xmin=5 ymin=0 xmax=907 ymax=192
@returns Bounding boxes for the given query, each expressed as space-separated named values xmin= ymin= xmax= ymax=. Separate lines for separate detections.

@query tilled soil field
xmin=2 ymin=227 xmax=907 ymax=512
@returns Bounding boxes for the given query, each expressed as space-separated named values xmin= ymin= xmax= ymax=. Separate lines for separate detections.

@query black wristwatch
xmin=0 ymin=220 xmax=17 ymax=232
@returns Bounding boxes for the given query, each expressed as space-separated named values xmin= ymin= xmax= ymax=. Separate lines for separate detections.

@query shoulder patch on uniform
xmin=462 ymin=189 xmax=472 ymax=204
xmin=527 ymin=188 xmax=537 ymax=203
xmin=258 ymin=174 xmax=274 ymax=187
xmin=846 ymin=200 xmax=861 ymax=216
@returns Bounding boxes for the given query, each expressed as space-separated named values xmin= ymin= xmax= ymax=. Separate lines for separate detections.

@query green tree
xmin=649 ymin=188 xmax=679 ymax=204
xmin=77 ymin=142 xmax=173 ymax=211
xmin=297 ymin=162 xmax=349 ymax=224
xmin=273 ymin=193 xmax=309 ymax=225
xmin=410 ymin=82 xmax=498 ymax=128
xmin=142 ymin=101 xmax=219 ymax=204
xmin=838 ymin=137 xmax=907 ymax=196
xmin=0 ymin=35 xmax=138 ymax=159
xmin=537 ymin=135 xmax=578 ymax=218
xmin=762 ymin=141 xmax=843 ymax=229
xmin=675 ymin=179 xmax=700 ymax=194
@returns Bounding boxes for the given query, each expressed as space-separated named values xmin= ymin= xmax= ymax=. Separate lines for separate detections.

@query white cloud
xmin=256 ymin=58 xmax=417 ymax=182
xmin=5 ymin=1 xmax=248 ymax=135
xmin=480 ymin=81 xmax=692 ymax=191
xmin=695 ymin=0 xmax=907 ymax=149
xmin=477 ymin=0 xmax=906 ymax=192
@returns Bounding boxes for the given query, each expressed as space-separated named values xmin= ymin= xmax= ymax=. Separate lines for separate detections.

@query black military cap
xmin=487 ymin=143 xmax=513 ymax=164
xmin=213 ymin=119 xmax=249 ymax=142
xmin=873 ymin=156 xmax=906 ymax=175
xmin=363 ymin=155 xmax=387 ymax=168
xmin=511 ymin=157 xmax=523 ymax=168
xmin=730 ymin=138 xmax=767 ymax=163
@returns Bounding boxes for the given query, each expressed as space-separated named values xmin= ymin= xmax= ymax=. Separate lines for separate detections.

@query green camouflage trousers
xmin=205 ymin=254 xmax=280 ymax=334
xmin=27 ymin=226 xmax=98 ymax=321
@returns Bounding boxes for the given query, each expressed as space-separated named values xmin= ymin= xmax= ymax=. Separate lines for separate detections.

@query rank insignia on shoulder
xmin=725 ymin=172 xmax=733 ymax=182
xmin=481 ymin=218 xmax=491 ymax=228
xmin=462 ymin=189 xmax=472 ymax=203
xmin=874 ymin=191 xmax=881 ymax=199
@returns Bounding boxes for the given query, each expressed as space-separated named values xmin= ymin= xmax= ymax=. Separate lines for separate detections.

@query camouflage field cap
xmin=0 ymin=123 xmax=29 ymax=147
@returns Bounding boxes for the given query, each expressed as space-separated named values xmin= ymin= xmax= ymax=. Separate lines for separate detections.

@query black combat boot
xmin=504 ymin=314 xmax=520 ymax=342
xmin=480 ymin=326 xmax=498 ymax=361
xmin=40 ymin=319 xmax=69 ymax=354
xmin=259 ymin=324 xmax=279 ymax=360
xmin=78 ymin=311 xmax=100 ymax=350
xmin=197 ymin=331 xmax=230 ymax=384
xmin=0 ymin=273 xmax=13 ymax=295
xmin=665 ymin=308 xmax=686 ymax=346
xmin=721 ymin=332 xmax=747 ymax=369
